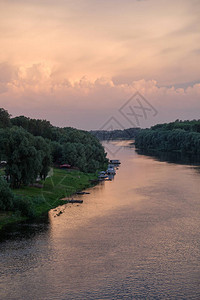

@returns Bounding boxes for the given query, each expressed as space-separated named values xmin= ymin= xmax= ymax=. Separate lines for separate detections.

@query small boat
xmin=98 ymin=174 xmax=108 ymax=179
xmin=109 ymin=160 xmax=121 ymax=164
xmin=106 ymin=167 xmax=116 ymax=175
xmin=76 ymin=191 xmax=90 ymax=195
xmin=98 ymin=171 xmax=108 ymax=179
xmin=61 ymin=197 xmax=83 ymax=203
xmin=108 ymin=164 xmax=115 ymax=168
xmin=67 ymin=199 xmax=83 ymax=204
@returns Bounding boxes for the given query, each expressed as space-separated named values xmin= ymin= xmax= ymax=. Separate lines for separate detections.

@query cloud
xmin=0 ymin=62 xmax=19 ymax=83
xmin=1 ymin=0 xmax=200 ymax=86
xmin=0 ymin=62 xmax=199 ymax=130
xmin=0 ymin=1 xmax=199 ymax=129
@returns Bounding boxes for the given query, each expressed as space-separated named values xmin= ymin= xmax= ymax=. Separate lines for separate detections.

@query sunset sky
xmin=0 ymin=0 xmax=199 ymax=129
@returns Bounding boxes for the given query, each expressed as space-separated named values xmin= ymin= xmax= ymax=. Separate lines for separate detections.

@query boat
xmin=60 ymin=198 xmax=83 ymax=203
xmin=68 ymin=199 xmax=83 ymax=204
xmin=98 ymin=171 xmax=108 ymax=179
xmin=108 ymin=164 xmax=115 ymax=168
xmin=98 ymin=174 xmax=108 ymax=179
xmin=76 ymin=191 xmax=90 ymax=195
xmin=109 ymin=159 xmax=121 ymax=164
xmin=106 ymin=167 xmax=116 ymax=175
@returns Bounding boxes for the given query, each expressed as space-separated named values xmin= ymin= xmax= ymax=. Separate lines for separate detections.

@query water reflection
xmin=0 ymin=217 xmax=50 ymax=243
xmin=136 ymin=148 xmax=200 ymax=166
xmin=0 ymin=141 xmax=200 ymax=300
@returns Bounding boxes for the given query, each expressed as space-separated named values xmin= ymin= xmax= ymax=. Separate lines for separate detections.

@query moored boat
xmin=106 ymin=167 xmax=116 ymax=175
xmin=98 ymin=171 xmax=108 ymax=179
xmin=109 ymin=159 xmax=121 ymax=164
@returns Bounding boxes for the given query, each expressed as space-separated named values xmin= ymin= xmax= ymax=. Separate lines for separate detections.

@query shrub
xmin=0 ymin=177 xmax=14 ymax=211
xmin=12 ymin=195 xmax=36 ymax=218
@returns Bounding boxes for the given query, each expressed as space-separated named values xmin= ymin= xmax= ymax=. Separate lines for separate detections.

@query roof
xmin=60 ymin=164 xmax=71 ymax=168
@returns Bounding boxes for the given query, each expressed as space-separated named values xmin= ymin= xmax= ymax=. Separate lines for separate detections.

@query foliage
xmin=135 ymin=120 xmax=200 ymax=154
xmin=91 ymin=127 xmax=140 ymax=140
xmin=151 ymin=119 xmax=200 ymax=133
xmin=13 ymin=168 xmax=97 ymax=218
xmin=34 ymin=136 xmax=52 ymax=180
xmin=0 ymin=107 xmax=107 ymax=227
xmin=10 ymin=114 xmax=108 ymax=172
xmin=51 ymin=141 xmax=63 ymax=164
xmin=12 ymin=195 xmax=36 ymax=218
xmin=11 ymin=116 xmax=53 ymax=139
xmin=0 ymin=108 xmax=11 ymax=128
xmin=0 ymin=127 xmax=43 ymax=188
xmin=0 ymin=107 xmax=108 ymax=187
xmin=0 ymin=177 xmax=14 ymax=211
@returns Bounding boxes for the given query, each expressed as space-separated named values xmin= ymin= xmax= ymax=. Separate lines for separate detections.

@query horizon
xmin=0 ymin=0 xmax=199 ymax=130
xmin=3 ymin=106 xmax=200 ymax=132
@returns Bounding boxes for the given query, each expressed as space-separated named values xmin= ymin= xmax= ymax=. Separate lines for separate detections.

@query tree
xmin=11 ymin=116 xmax=29 ymax=130
xmin=62 ymin=143 xmax=78 ymax=166
xmin=2 ymin=127 xmax=42 ymax=188
xmin=34 ymin=136 xmax=52 ymax=180
xmin=51 ymin=141 xmax=63 ymax=164
xmin=0 ymin=177 xmax=14 ymax=211
xmin=135 ymin=124 xmax=200 ymax=155
xmin=2 ymin=108 xmax=109 ymax=175
xmin=0 ymin=108 xmax=11 ymax=128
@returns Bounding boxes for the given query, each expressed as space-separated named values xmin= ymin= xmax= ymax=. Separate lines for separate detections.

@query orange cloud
xmin=0 ymin=63 xmax=199 ymax=129
xmin=0 ymin=1 xmax=199 ymax=128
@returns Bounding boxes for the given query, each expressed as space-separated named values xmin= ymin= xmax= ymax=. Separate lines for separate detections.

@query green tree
xmin=34 ymin=136 xmax=52 ymax=180
xmin=0 ymin=108 xmax=11 ymax=128
xmin=51 ymin=141 xmax=63 ymax=164
xmin=2 ymin=127 xmax=42 ymax=188
xmin=4 ymin=108 xmax=108 ymax=175
xmin=0 ymin=177 xmax=14 ymax=211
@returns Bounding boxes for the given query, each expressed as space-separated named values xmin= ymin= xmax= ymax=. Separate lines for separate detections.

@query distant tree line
xmin=135 ymin=120 xmax=200 ymax=154
xmin=91 ymin=127 xmax=140 ymax=140
xmin=151 ymin=119 xmax=200 ymax=133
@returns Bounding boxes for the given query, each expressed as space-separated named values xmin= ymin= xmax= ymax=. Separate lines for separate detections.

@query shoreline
xmin=0 ymin=168 xmax=98 ymax=232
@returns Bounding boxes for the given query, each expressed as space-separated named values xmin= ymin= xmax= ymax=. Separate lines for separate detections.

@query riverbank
xmin=0 ymin=168 xmax=98 ymax=231
xmin=134 ymin=120 xmax=200 ymax=155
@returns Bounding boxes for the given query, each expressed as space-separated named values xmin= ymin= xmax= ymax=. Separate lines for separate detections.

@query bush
xmin=12 ymin=195 xmax=45 ymax=218
xmin=0 ymin=177 xmax=14 ymax=211
xmin=0 ymin=178 xmax=46 ymax=218
xmin=12 ymin=195 xmax=36 ymax=218
xmin=32 ymin=196 xmax=45 ymax=204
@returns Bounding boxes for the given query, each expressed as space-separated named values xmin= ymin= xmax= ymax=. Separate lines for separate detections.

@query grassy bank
xmin=0 ymin=168 xmax=98 ymax=231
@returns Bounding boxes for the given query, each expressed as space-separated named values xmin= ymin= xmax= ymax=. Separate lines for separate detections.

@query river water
xmin=0 ymin=141 xmax=200 ymax=300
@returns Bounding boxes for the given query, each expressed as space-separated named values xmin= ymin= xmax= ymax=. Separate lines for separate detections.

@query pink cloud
xmin=0 ymin=63 xmax=199 ymax=130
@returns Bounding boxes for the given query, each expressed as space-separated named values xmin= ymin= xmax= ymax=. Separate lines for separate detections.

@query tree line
xmin=0 ymin=108 xmax=108 ymax=214
xmin=135 ymin=120 xmax=200 ymax=154
xmin=91 ymin=127 xmax=140 ymax=140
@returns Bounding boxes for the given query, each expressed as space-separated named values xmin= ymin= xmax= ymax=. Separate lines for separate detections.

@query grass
xmin=0 ymin=168 xmax=98 ymax=231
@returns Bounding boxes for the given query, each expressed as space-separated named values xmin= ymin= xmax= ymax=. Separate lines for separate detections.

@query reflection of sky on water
xmin=0 ymin=141 xmax=200 ymax=300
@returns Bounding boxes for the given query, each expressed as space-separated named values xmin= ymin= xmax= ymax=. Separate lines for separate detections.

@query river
xmin=0 ymin=141 xmax=200 ymax=299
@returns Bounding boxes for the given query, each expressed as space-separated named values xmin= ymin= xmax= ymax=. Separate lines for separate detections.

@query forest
xmin=0 ymin=108 xmax=108 ymax=218
xmin=91 ymin=127 xmax=140 ymax=140
xmin=135 ymin=120 xmax=200 ymax=154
